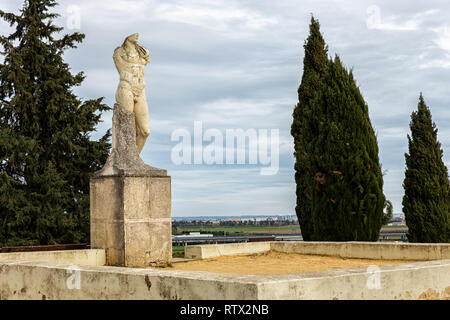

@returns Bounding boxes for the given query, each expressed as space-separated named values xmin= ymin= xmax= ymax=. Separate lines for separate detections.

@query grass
xmin=176 ymin=224 xmax=406 ymax=236
xmin=381 ymin=225 xmax=407 ymax=229
xmin=172 ymin=245 xmax=185 ymax=258
xmin=177 ymin=224 xmax=300 ymax=236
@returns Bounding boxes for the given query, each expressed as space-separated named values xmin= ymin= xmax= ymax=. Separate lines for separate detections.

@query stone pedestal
xmin=90 ymin=103 xmax=171 ymax=267
xmin=90 ymin=175 xmax=171 ymax=267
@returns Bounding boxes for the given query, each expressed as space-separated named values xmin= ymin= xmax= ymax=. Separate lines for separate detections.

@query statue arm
xmin=113 ymin=47 xmax=125 ymax=67
xmin=138 ymin=46 xmax=150 ymax=65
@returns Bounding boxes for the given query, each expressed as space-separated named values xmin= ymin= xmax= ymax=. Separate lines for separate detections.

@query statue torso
xmin=114 ymin=46 xmax=148 ymax=95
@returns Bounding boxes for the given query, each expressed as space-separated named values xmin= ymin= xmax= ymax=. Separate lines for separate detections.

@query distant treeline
xmin=173 ymin=219 xmax=299 ymax=227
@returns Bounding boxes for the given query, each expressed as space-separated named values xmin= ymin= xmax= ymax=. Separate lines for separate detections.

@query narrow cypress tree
xmin=291 ymin=16 xmax=328 ymax=241
xmin=0 ymin=0 xmax=111 ymax=246
xmin=307 ymin=56 xmax=385 ymax=241
xmin=403 ymin=94 xmax=450 ymax=243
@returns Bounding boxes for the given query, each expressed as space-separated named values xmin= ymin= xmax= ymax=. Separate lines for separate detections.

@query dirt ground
xmin=167 ymin=250 xmax=420 ymax=275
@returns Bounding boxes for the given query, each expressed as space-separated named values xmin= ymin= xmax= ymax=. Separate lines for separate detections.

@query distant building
xmin=387 ymin=217 xmax=406 ymax=226
xmin=175 ymin=232 xmax=214 ymax=238
xmin=224 ymin=218 xmax=241 ymax=222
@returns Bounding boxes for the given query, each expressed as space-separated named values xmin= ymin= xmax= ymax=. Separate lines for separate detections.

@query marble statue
xmin=93 ymin=33 xmax=166 ymax=177
xmin=113 ymin=33 xmax=150 ymax=154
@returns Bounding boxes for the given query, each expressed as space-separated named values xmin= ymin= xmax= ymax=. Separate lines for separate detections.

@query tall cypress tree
xmin=0 ymin=0 xmax=111 ymax=246
xmin=291 ymin=16 xmax=328 ymax=241
xmin=307 ymin=56 xmax=385 ymax=241
xmin=403 ymin=94 xmax=450 ymax=243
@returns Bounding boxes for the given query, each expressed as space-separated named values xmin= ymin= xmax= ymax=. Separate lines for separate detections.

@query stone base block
xmin=90 ymin=175 xmax=171 ymax=267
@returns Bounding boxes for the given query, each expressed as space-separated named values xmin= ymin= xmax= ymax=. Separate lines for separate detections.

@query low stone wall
xmin=0 ymin=249 xmax=105 ymax=267
xmin=0 ymin=259 xmax=259 ymax=300
xmin=184 ymin=241 xmax=450 ymax=260
xmin=184 ymin=242 xmax=271 ymax=259
xmin=271 ymin=242 xmax=450 ymax=261
xmin=1 ymin=243 xmax=449 ymax=300
xmin=256 ymin=259 xmax=450 ymax=300
xmin=0 ymin=256 xmax=449 ymax=300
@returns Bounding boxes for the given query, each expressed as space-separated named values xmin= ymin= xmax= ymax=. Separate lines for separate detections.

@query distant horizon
xmin=172 ymin=214 xmax=297 ymax=220
xmin=172 ymin=213 xmax=405 ymax=219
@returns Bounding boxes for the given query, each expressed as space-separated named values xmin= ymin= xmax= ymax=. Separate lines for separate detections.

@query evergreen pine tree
xmin=291 ymin=16 xmax=328 ymax=241
xmin=402 ymin=94 xmax=450 ymax=243
xmin=307 ymin=56 xmax=385 ymax=241
xmin=0 ymin=0 xmax=111 ymax=246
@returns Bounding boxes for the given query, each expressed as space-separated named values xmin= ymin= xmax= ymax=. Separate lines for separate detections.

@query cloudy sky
xmin=1 ymin=0 xmax=449 ymax=217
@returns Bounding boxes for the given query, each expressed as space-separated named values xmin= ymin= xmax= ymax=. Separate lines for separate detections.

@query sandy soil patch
xmin=167 ymin=250 xmax=421 ymax=275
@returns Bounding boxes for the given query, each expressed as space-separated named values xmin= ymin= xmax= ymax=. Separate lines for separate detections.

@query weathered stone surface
xmin=0 ymin=249 xmax=105 ymax=266
xmin=185 ymin=241 xmax=450 ymax=260
xmin=90 ymin=175 xmax=172 ymax=267
xmin=1 ymin=246 xmax=450 ymax=299
xmin=94 ymin=103 xmax=166 ymax=177
xmin=114 ymin=33 xmax=150 ymax=154
xmin=270 ymin=241 xmax=450 ymax=260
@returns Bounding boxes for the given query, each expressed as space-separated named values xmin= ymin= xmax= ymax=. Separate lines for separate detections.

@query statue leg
xmin=115 ymin=85 xmax=134 ymax=112
xmin=134 ymin=90 xmax=150 ymax=154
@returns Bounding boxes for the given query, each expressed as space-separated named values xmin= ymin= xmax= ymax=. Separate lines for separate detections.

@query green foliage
xmin=0 ymin=0 xmax=111 ymax=246
xmin=402 ymin=94 xmax=450 ymax=243
xmin=304 ymin=56 xmax=385 ymax=241
xmin=291 ymin=16 xmax=328 ymax=241
xmin=382 ymin=200 xmax=393 ymax=226
xmin=292 ymin=17 xmax=385 ymax=241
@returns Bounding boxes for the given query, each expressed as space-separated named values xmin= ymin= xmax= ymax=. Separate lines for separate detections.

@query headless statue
xmin=94 ymin=33 xmax=166 ymax=177
xmin=113 ymin=33 xmax=150 ymax=154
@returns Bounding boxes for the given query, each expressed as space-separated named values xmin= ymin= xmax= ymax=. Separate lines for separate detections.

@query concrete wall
xmin=256 ymin=259 xmax=450 ymax=300
xmin=0 ymin=257 xmax=449 ymax=300
xmin=0 ymin=259 xmax=259 ymax=300
xmin=0 ymin=249 xmax=105 ymax=267
xmin=1 ymin=243 xmax=449 ymax=300
xmin=271 ymin=241 xmax=450 ymax=260
xmin=184 ymin=242 xmax=271 ymax=259
xmin=184 ymin=241 xmax=450 ymax=261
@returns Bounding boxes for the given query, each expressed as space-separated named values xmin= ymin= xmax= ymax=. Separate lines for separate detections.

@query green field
xmin=175 ymin=224 xmax=406 ymax=237
xmin=177 ymin=224 xmax=301 ymax=236
xmin=172 ymin=245 xmax=185 ymax=258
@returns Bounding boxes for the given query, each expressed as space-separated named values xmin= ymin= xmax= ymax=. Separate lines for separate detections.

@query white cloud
xmin=378 ymin=128 xmax=409 ymax=140
xmin=418 ymin=55 xmax=450 ymax=69
xmin=367 ymin=7 xmax=439 ymax=31
xmin=432 ymin=25 xmax=450 ymax=52
xmin=152 ymin=2 xmax=277 ymax=34
xmin=195 ymin=98 xmax=288 ymax=125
